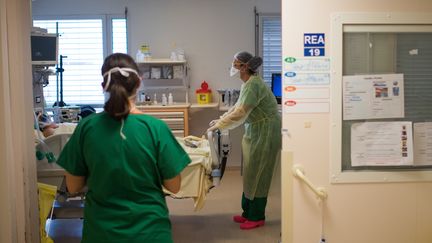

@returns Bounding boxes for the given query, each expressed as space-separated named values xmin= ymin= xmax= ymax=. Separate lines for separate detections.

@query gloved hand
xmin=209 ymin=119 xmax=219 ymax=127
xmin=206 ymin=124 xmax=219 ymax=133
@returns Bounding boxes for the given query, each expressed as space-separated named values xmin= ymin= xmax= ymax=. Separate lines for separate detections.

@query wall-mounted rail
xmin=292 ymin=164 xmax=327 ymax=200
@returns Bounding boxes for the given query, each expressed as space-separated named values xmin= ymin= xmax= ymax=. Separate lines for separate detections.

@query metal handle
xmin=207 ymin=130 xmax=219 ymax=168
xmin=292 ymin=164 xmax=327 ymax=200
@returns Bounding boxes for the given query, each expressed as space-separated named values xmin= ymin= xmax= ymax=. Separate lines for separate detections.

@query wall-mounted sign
xmin=283 ymin=99 xmax=329 ymax=113
xmin=304 ymin=33 xmax=325 ymax=57
xmin=283 ymin=55 xmax=330 ymax=113
xmin=284 ymin=72 xmax=330 ymax=85
xmin=284 ymin=58 xmax=330 ymax=72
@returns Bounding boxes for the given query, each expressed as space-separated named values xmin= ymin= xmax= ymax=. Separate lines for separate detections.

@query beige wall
xmin=282 ymin=1 xmax=432 ymax=243
xmin=0 ymin=0 xmax=39 ymax=242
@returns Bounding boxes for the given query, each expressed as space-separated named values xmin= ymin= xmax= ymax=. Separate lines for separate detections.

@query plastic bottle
xmin=211 ymin=169 xmax=221 ymax=186
xmin=153 ymin=93 xmax=158 ymax=105
xmin=224 ymin=90 xmax=231 ymax=107
xmin=161 ymin=93 xmax=167 ymax=106
xmin=140 ymin=44 xmax=151 ymax=61
xmin=135 ymin=49 xmax=144 ymax=62
xmin=168 ymin=93 xmax=174 ymax=105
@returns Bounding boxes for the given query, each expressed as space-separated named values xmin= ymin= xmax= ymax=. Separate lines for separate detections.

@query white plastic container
xmin=211 ymin=169 xmax=221 ymax=186
xmin=161 ymin=93 xmax=167 ymax=106
xmin=168 ymin=93 xmax=174 ymax=105
xmin=153 ymin=93 xmax=158 ymax=104
xmin=135 ymin=50 xmax=144 ymax=62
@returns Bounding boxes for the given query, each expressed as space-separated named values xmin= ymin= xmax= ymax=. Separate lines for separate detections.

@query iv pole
xmin=54 ymin=54 xmax=67 ymax=107
xmin=53 ymin=21 xmax=67 ymax=107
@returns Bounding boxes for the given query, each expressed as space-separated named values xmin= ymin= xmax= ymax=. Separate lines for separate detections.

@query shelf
xmin=219 ymin=105 xmax=233 ymax=111
xmin=136 ymin=103 xmax=191 ymax=109
xmin=137 ymin=58 xmax=186 ymax=64
xmin=190 ymin=103 xmax=219 ymax=109
xmin=142 ymin=86 xmax=187 ymax=90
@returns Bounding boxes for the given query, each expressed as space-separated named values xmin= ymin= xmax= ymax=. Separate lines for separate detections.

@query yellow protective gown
xmin=216 ymin=75 xmax=281 ymax=199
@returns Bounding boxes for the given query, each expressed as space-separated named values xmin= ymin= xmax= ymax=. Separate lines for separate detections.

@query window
xmin=331 ymin=13 xmax=432 ymax=183
xmin=260 ymin=15 xmax=282 ymax=86
xmin=33 ymin=16 xmax=127 ymax=106
xmin=112 ymin=18 xmax=128 ymax=54
xmin=342 ymin=30 xmax=432 ymax=171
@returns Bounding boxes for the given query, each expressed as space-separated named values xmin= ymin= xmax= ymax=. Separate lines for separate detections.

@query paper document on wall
xmin=351 ymin=122 xmax=413 ymax=166
xmin=343 ymin=74 xmax=404 ymax=120
xmin=413 ymin=122 xmax=432 ymax=166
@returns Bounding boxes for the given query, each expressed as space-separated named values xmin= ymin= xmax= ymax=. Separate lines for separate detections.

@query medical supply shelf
xmin=137 ymin=59 xmax=189 ymax=103
xmin=136 ymin=103 xmax=190 ymax=137
xmin=190 ymin=102 xmax=219 ymax=109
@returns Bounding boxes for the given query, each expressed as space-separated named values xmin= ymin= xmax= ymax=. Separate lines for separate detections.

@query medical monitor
xmin=31 ymin=34 xmax=58 ymax=66
xmin=271 ymin=73 xmax=282 ymax=104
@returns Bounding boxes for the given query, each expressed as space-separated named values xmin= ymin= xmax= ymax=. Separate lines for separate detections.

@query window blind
xmin=33 ymin=18 xmax=128 ymax=106
xmin=261 ymin=16 xmax=282 ymax=86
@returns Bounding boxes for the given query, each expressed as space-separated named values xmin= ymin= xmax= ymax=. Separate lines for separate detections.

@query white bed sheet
xmin=36 ymin=124 xmax=215 ymax=211
xmin=164 ymin=137 xmax=214 ymax=211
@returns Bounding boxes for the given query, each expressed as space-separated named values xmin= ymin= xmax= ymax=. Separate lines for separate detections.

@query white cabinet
xmin=136 ymin=58 xmax=189 ymax=103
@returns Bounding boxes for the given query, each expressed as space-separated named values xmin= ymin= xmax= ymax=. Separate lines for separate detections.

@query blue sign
xmin=304 ymin=48 xmax=325 ymax=57
xmin=304 ymin=33 xmax=325 ymax=56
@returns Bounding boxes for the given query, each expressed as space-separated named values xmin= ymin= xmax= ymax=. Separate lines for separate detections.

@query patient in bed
xmin=35 ymin=112 xmax=59 ymax=138
xmin=35 ymin=106 xmax=95 ymax=138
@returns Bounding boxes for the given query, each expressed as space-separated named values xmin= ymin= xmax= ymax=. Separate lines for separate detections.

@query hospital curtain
xmin=0 ymin=0 xmax=39 ymax=242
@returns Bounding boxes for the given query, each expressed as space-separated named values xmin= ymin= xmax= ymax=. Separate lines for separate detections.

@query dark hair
xmin=101 ymin=53 xmax=140 ymax=120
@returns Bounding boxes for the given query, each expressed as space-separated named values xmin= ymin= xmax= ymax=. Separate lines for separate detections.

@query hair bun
xmin=247 ymin=56 xmax=263 ymax=72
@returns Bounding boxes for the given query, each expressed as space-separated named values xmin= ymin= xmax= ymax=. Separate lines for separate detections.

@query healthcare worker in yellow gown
xmin=207 ymin=51 xmax=281 ymax=230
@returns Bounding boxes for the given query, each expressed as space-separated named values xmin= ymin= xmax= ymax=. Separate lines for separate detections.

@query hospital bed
xmin=36 ymin=128 xmax=230 ymax=242
xmin=35 ymin=128 xmax=231 ymax=210
xmin=165 ymin=130 xmax=230 ymax=210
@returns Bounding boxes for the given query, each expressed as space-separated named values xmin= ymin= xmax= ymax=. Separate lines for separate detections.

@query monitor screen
xmin=31 ymin=34 xmax=58 ymax=65
xmin=271 ymin=73 xmax=282 ymax=104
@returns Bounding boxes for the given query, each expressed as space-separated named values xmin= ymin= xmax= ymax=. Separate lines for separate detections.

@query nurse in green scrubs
xmin=208 ymin=51 xmax=281 ymax=230
xmin=57 ymin=53 xmax=191 ymax=243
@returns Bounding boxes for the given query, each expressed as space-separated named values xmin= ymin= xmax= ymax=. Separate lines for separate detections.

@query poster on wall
xmin=351 ymin=121 xmax=413 ymax=166
xmin=343 ymin=74 xmax=404 ymax=120
xmin=413 ymin=122 xmax=432 ymax=166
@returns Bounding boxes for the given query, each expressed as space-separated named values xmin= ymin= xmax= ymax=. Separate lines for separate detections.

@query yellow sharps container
xmin=196 ymin=81 xmax=212 ymax=104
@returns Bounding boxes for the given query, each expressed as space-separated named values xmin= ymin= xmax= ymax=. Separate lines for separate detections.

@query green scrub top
xmin=57 ymin=112 xmax=191 ymax=243
xmin=238 ymin=75 xmax=281 ymax=199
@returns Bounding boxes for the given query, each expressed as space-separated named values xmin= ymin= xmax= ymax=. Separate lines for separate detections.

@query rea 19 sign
xmin=304 ymin=33 xmax=325 ymax=57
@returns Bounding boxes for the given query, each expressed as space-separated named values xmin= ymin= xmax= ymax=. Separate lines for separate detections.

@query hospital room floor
xmin=167 ymin=166 xmax=281 ymax=243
